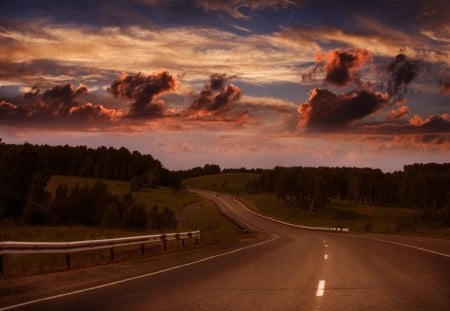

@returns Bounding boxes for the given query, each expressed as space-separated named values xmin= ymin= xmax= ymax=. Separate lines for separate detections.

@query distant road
xmin=4 ymin=191 xmax=450 ymax=310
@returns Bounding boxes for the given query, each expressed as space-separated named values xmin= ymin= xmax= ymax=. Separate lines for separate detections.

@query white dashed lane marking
xmin=316 ymin=280 xmax=326 ymax=296
xmin=324 ymin=254 xmax=328 ymax=260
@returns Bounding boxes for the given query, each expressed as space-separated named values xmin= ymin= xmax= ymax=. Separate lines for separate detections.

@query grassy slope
xmin=178 ymin=200 xmax=241 ymax=244
xmin=184 ymin=174 xmax=448 ymax=237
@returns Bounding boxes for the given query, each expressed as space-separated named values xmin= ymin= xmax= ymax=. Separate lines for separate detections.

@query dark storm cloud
xmin=109 ymin=71 xmax=176 ymax=119
xmin=0 ymin=83 xmax=121 ymax=129
xmin=298 ymin=88 xmax=388 ymax=131
xmin=42 ymin=83 xmax=88 ymax=104
xmin=387 ymin=53 xmax=419 ymax=103
xmin=317 ymin=49 xmax=371 ymax=87
xmin=189 ymin=74 xmax=242 ymax=114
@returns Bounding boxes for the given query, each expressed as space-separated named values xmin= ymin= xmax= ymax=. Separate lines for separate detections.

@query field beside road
xmin=0 ymin=175 xmax=243 ymax=275
xmin=184 ymin=173 xmax=450 ymax=237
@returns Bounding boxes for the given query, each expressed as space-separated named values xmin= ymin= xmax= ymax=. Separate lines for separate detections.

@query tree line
xmin=25 ymin=179 xmax=176 ymax=230
xmin=247 ymin=164 xmax=450 ymax=224
xmin=175 ymin=165 xmax=263 ymax=180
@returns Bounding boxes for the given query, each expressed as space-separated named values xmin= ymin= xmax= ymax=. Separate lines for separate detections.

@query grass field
xmin=183 ymin=173 xmax=260 ymax=194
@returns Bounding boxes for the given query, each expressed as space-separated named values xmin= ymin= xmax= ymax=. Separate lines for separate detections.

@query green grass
xmin=183 ymin=173 xmax=260 ymax=194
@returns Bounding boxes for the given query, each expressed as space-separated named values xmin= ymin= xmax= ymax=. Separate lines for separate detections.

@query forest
xmin=247 ymin=164 xmax=450 ymax=224
xmin=0 ymin=141 xmax=178 ymax=229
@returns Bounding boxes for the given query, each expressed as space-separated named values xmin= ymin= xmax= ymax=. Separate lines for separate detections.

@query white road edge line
xmin=232 ymin=199 xmax=346 ymax=232
xmin=0 ymin=235 xmax=279 ymax=311
xmin=316 ymin=280 xmax=326 ymax=296
xmin=324 ymin=254 xmax=328 ymax=260
xmin=363 ymin=237 xmax=450 ymax=259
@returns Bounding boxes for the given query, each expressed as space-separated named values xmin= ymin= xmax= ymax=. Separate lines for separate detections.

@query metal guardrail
xmin=234 ymin=199 xmax=350 ymax=233
xmin=0 ymin=230 xmax=200 ymax=274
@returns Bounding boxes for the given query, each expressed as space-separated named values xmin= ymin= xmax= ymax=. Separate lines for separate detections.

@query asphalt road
xmin=5 ymin=191 xmax=450 ymax=310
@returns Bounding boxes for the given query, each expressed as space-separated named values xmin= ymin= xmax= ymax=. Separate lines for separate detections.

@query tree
xmin=22 ymin=173 xmax=51 ymax=225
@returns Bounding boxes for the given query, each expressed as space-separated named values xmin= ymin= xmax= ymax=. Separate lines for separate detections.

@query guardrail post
xmin=65 ymin=254 xmax=71 ymax=268
xmin=141 ymin=244 xmax=145 ymax=255
xmin=163 ymin=240 xmax=167 ymax=251
xmin=110 ymin=248 xmax=115 ymax=261
xmin=0 ymin=255 xmax=4 ymax=275
xmin=195 ymin=237 xmax=199 ymax=245
xmin=182 ymin=239 xmax=185 ymax=248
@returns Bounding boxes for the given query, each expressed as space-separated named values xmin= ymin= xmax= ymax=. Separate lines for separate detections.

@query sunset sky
xmin=0 ymin=0 xmax=449 ymax=171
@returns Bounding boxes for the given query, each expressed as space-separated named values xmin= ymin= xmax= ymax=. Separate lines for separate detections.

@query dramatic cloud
xmin=298 ymin=88 xmax=388 ymax=131
xmin=189 ymin=74 xmax=242 ymax=117
xmin=388 ymin=105 xmax=410 ymax=120
xmin=387 ymin=53 xmax=419 ymax=103
xmin=109 ymin=71 xmax=176 ymax=119
xmin=0 ymin=83 xmax=122 ymax=129
xmin=316 ymin=49 xmax=372 ymax=87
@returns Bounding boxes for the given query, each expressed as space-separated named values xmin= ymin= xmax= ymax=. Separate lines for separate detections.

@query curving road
xmin=4 ymin=191 xmax=450 ymax=310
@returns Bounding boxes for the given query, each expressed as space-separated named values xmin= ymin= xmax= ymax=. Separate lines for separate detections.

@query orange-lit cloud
xmin=316 ymin=48 xmax=372 ymax=87
xmin=0 ymin=83 xmax=123 ymax=130
xmin=409 ymin=113 xmax=450 ymax=130
xmin=388 ymin=105 xmax=409 ymax=120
